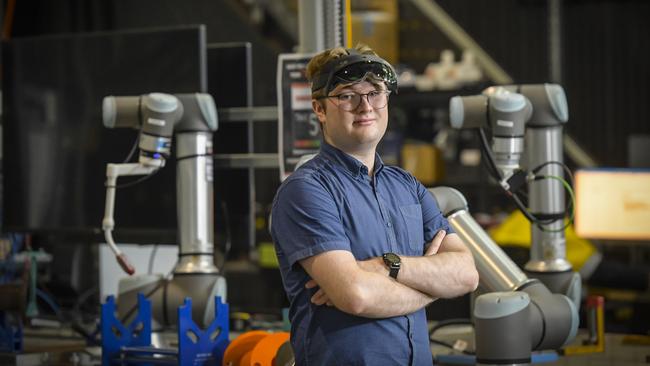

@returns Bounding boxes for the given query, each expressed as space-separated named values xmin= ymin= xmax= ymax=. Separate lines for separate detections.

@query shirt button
xmin=387 ymin=222 xmax=392 ymax=227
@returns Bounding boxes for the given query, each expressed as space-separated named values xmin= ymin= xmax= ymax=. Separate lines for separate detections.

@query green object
xmin=258 ymin=242 xmax=279 ymax=268
xmin=25 ymin=252 xmax=38 ymax=317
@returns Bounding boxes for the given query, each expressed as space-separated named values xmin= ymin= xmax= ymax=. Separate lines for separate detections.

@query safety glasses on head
xmin=311 ymin=49 xmax=398 ymax=95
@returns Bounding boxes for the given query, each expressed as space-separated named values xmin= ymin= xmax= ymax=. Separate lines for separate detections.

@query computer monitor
xmin=2 ymin=25 xmax=207 ymax=243
xmin=574 ymin=169 xmax=650 ymax=240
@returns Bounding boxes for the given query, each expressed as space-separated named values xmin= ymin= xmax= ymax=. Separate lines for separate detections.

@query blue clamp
xmin=0 ymin=311 xmax=23 ymax=353
xmin=178 ymin=296 xmax=230 ymax=366
xmin=101 ymin=293 xmax=152 ymax=365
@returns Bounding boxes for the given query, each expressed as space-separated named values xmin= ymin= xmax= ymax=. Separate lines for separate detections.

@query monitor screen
xmin=2 ymin=25 xmax=207 ymax=243
xmin=574 ymin=169 xmax=650 ymax=240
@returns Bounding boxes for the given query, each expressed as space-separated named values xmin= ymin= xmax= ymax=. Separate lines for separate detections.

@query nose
xmin=356 ymin=94 xmax=373 ymax=112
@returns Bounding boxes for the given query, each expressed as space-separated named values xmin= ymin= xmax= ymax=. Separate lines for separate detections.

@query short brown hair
xmin=306 ymin=43 xmax=378 ymax=99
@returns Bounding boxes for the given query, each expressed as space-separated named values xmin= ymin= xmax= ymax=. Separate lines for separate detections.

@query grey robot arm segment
xmin=429 ymin=187 xmax=578 ymax=363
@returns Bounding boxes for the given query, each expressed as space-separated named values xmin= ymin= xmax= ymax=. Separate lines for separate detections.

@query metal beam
xmin=218 ymin=106 xmax=278 ymax=122
xmin=212 ymin=153 xmax=279 ymax=168
xmin=408 ymin=0 xmax=513 ymax=84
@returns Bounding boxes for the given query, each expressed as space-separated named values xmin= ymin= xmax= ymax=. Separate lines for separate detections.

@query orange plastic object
xmin=249 ymin=332 xmax=291 ymax=366
xmin=223 ymin=331 xmax=269 ymax=366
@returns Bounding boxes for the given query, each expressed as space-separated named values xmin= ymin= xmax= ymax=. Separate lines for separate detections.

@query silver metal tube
xmin=548 ymin=0 xmax=563 ymax=84
xmin=298 ymin=0 xmax=346 ymax=54
xmin=447 ymin=210 xmax=531 ymax=292
xmin=525 ymin=126 xmax=571 ymax=272
xmin=174 ymin=132 xmax=218 ymax=274
xmin=298 ymin=0 xmax=325 ymax=53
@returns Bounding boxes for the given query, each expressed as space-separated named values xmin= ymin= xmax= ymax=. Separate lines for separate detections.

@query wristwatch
xmin=382 ymin=252 xmax=401 ymax=279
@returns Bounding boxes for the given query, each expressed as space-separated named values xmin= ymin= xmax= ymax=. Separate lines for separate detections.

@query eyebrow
xmin=334 ymin=84 xmax=386 ymax=94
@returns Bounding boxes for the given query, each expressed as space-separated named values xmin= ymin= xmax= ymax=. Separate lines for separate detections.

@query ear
xmin=312 ymin=99 xmax=327 ymax=124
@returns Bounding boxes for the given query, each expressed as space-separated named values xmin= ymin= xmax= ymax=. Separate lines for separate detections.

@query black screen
xmin=2 ymin=25 xmax=207 ymax=242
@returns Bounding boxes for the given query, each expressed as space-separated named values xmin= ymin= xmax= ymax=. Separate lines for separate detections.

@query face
xmin=312 ymin=81 xmax=389 ymax=155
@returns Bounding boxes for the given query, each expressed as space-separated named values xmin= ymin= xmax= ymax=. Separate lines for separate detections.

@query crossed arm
xmin=299 ymin=231 xmax=479 ymax=318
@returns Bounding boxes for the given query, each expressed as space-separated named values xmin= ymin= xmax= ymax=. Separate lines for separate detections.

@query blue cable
xmin=36 ymin=289 xmax=61 ymax=318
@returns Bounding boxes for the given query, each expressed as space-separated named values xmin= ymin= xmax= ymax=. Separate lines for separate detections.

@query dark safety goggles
xmin=311 ymin=51 xmax=398 ymax=95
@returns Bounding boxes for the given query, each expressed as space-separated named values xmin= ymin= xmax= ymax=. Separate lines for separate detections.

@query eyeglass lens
xmin=337 ymin=91 xmax=389 ymax=111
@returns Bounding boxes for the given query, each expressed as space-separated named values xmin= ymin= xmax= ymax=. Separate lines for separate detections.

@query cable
xmin=36 ymin=288 xmax=62 ymax=318
xmin=122 ymin=135 xmax=140 ymax=163
xmin=532 ymin=161 xmax=574 ymax=187
xmin=476 ymin=129 xmax=569 ymax=228
xmin=175 ymin=153 xmax=217 ymax=162
xmin=533 ymin=175 xmax=576 ymax=233
xmin=428 ymin=319 xmax=475 ymax=355
xmin=73 ymin=286 xmax=98 ymax=314
xmin=148 ymin=245 xmax=159 ymax=274
xmin=429 ymin=318 xmax=473 ymax=337
xmin=120 ymin=266 xmax=176 ymax=324
xmin=429 ymin=338 xmax=475 ymax=356
xmin=107 ymin=168 xmax=161 ymax=189
xmin=478 ymin=128 xmax=502 ymax=180
xmin=217 ymin=201 xmax=232 ymax=272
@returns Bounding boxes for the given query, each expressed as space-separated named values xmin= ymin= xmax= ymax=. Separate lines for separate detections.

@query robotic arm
xmin=101 ymin=93 xmax=183 ymax=275
xmin=429 ymin=187 xmax=578 ymax=365
xmin=101 ymin=92 xmax=226 ymax=328
xmin=449 ymin=84 xmax=579 ymax=297
xmin=101 ymin=93 xmax=219 ymax=276
xmin=436 ymin=84 xmax=580 ymax=363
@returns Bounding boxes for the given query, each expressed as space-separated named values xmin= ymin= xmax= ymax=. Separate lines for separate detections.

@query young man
xmin=271 ymin=45 xmax=479 ymax=365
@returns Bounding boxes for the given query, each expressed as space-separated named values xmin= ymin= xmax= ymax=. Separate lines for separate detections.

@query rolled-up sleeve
xmin=271 ymin=177 xmax=351 ymax=268
xmin=416 ymin=180 xmax=455 ymax=243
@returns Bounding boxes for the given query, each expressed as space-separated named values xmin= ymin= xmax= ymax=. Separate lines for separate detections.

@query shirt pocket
xmin=399 ymin=204 xmax=425 ymax=251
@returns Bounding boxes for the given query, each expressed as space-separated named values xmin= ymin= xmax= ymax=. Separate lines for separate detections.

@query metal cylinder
xmin=102 ymin=96 xmax=141 ymax=129
xmin=174 ymin=132 xmax=218 ymax=274
xmin=449 ymin=95 xmax=488 ymax=129
xmin=474 ymin=292 xmax=532 ymax=366
xmin=448 ymin=210 xmax=531 ymax=292
xmin=522 ymin=282 xmax=579 ymax=350
xmin=118 ymin=273 xmax=226 ymax=329
xmin=298 ymin=0 xmax=346 ymax=53
xmin=525 ymin=125 xmax=571 ymax=273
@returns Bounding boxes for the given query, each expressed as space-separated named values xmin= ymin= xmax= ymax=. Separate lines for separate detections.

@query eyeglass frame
xmin=315 ymin=89 xmax=392 ymax=111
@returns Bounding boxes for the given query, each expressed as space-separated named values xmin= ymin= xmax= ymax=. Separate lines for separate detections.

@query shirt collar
xmin=320 ymin=141 xmax=385 ymax=178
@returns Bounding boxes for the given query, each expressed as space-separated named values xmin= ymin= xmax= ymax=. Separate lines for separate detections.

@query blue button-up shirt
xmin=271 ymin=142 xmax=454 ymax=366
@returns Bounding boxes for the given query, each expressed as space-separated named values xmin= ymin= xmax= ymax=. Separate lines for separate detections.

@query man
xmin=271 ymin=44 xmax=479 ymax=365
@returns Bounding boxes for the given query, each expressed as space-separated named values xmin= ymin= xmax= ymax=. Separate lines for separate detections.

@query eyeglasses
xmin=318 ymin=90 xmax=391 ymax=111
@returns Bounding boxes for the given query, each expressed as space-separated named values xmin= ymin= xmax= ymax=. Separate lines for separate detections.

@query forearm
xmin=349 ymin=260 xmax=434 ymax=318
xmin=399 ymin=250 xmax=477 ymax=298
xmin=301 ymin=250 xmax=433 ymax=319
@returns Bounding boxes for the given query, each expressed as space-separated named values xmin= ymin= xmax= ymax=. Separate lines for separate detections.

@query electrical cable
xmin=476 ymin=129 xmax=571 ymax=229
xmin=122 ymin=135 xmax=140 ymax=163
xmin=429 ymin=318 xmax=473 ymax=337
xmin=478 ymin=128 xmax=502 ymax=180
xmin=73 ymin=286 xmax=98 ymax=314
xmin=429 ymin=338 xmax=475 ymax=356
xmin=533 ymin=175 xmax=576 ymax=233
xmin=428 ymin=319 xmax=475 ymax=355
xmin=217 ymin=201 xmax=232 ymax=273
xmin=107 ymin=168 xmax=161 ymax=189
xmin=532 ymin=161 xmax=574 ymax=187
xmin=120 ymin=266 xmax=176 ymax=324
xmin=148 ymin=245 xmax=159 ymax=274
xmin=35 ymin=288 xmax=62 ymax=318
xmin=175 ymin=153 xmax=217 ymax=162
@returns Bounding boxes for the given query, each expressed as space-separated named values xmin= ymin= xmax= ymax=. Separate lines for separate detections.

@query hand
xmin=424 ymin=230 xmax=446 ymax=256
xmin=305 ymin=279 xmax=334 ymax=306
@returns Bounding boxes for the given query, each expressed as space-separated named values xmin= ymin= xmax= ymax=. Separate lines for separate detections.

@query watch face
xmin=384 ymin=253 xmax=400 ymax=264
